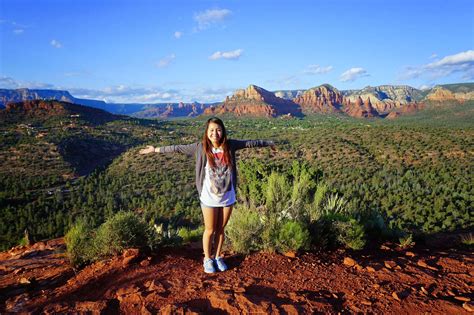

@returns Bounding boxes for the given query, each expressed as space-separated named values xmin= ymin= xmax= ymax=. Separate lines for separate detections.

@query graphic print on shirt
xmin=209 ymin=151 xmax=232 ymax=197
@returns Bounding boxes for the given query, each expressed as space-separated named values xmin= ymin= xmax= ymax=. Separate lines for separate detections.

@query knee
xmin=204 ymin=227 xmax=216 ymax=236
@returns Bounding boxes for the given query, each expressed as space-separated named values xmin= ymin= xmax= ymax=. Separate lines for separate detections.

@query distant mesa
xmin=293 ymin=84 xmax=344 ymax=114
xmin=425 ymin=85 xmax=474 ymax=102
xmin=204 ymin=84 xmax=303 ymax=117
xmin=133 ymin=102 xmax=212 ymax=119
xmin=0 ymin=99 xmax=119 ymax=125
xmin=341 ymin=85 xmax=425 ymax=114
xmin=1 ymin=82 xmax=473 ymax=120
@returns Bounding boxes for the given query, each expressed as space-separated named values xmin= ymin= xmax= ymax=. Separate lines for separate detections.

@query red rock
xmin=207 ymin=290 xmax=239 ymax=313
xmin=384 ymin=260 xmax=397 ymax=269
xmin=343 ymin=257 xmax=357 ymax=267
xmin=205 ymin=85 xmax=302 ymax=117
xmin=366 ymin=266 xmax=376 ymax=273
xmin=417 ymin=260 xmax=438 ymax=271
xmin=392 ymin=292 xmax=402 ymax=301
xmin=463 ymin=302 xmax=474 ymax=312
xmin=345 ymin=96 xmax=379 ymax=118
xmin=283 ymin=251 xmax=296 ymax=258
xmin=293 ymin=84 xmax=343 ymax=114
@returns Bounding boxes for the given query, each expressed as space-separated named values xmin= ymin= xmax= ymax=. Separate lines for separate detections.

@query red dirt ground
xmin=1 ymin=235 xmax=473 ymax=314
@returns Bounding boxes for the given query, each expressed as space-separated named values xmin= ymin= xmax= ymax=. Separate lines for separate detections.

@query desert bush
xmin=65 ymin=219 xmax=96 ymax=267
xmin=178 ymin=226 xmax=203 ymax=243
xmin=65 ymin=211 xmax=160 ymax=267
xmin=460 ymin=233 xmax=474 ymax=247
xmin=276 ymin=220 xmax=310 ymax=253
xmin=334 ymin=219 xmax=366 ymax=250
xmin=398 ymin=233 xmax=415 ymax=248
xmin=94 ymin=211 xmax=153 ymax=258
xmin=226 ymin=205 xmax=263 ymax=254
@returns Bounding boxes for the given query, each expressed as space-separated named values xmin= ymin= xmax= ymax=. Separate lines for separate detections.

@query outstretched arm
xmin=139 ymin=143 xmax=199 ymax=156
xmin=231 ymin=139 xmax=276 ymax=151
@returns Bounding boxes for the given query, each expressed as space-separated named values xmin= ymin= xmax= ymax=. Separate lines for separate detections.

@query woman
xmin=139 ymin=117 xmax=275 ymax=273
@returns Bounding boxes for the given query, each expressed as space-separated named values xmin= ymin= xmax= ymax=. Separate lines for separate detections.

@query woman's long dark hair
xmin=202 ymin=117 xmax=232 ymax=169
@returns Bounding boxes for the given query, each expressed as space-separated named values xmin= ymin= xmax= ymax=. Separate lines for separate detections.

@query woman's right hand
xmin=139 ymin=145 xmax=155 ymax=154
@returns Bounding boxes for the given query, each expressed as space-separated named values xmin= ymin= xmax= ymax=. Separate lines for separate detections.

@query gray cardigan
xmin=158 ymin=139 xmax=274 ymax=195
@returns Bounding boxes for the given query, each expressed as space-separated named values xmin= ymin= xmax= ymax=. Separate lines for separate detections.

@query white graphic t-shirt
xmin=199 ymin=147 xmax=236 ymax=207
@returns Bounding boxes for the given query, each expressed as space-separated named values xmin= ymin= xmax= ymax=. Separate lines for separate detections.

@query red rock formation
xmin=385 ymin=111 xmax=400 ymax=119
xmin=384 ymin=101 xmax=426 ymax=119
xmin=293 ymin=84 xmax=343 ymax=113
xmin=344 ymin=96 xmax=379 ymax=118
xmin=4 ymin=100 xmax=68 ymax=117
xmin=204 ymin=85 xmax=302 ymax=117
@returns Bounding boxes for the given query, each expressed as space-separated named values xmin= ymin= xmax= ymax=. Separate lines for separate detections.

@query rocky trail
xmin=0 ymin=236 xmax=473 ymax=314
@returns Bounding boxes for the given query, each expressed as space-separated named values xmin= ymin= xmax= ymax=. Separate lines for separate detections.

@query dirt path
xmin=1 ymin=238 xmax=472 ymax=314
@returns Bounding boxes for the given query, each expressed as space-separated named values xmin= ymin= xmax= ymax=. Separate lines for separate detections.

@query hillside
xmin=1 ymin=101 xmax=473 ymax=250
xmin=0 ymin=234 xmax=472 ymax=313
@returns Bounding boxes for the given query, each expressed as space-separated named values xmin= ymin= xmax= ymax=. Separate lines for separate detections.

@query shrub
xmin=398 ymin=233 xmax=415 ymax=248
xmin=94 ymin=211 xmax=152 ymax=258
xmin=334 ymin=219 xmax=366 ymax=250
xmin=178 ymin=226 xmax=203 ymax=243
xmin=226 ymin=205 xmax=263 ymax=254
xmin=460 ymin=233 xmax=474 ymax=247
xmin=276 ymin=220 xmax=310 ymax=253
xmin=65 ymin=220 xmax=96 ymax=267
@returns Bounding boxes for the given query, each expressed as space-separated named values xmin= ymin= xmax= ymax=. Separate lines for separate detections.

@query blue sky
xmin=1 ymin=0 xmax=473 ymax=103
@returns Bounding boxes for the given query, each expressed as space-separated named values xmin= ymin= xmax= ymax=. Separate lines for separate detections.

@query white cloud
xmin=418 ymin=84 xmax=434 ymax=90
xmin=209 ymin=49 xmax=243 ymax=60
xmin=194 ymin=8 xmax=231 ymax=31
xmin=0 ymin=76 xmax=21 ymax=89
xmin=340 ymin=67 xmax=369 ymax=82
xmin=0 ymin=76 xmax=235 ymax=103
xmin=13 ymin=29 xmax=24 ymax=35
xmin=174 ymin=31 xmax=183 ymax=39
xmin=304 ymin=65 xmax=333 ymax=75
xmin=50 ymin=39 xmax=62 ymax=48
xmin=401 ymin=50 xmax=474 ymax=81
xmin=156 ymin=54 xmax=176 ymax=68
xmin=0 ymin=76 xmax=55 ymax=89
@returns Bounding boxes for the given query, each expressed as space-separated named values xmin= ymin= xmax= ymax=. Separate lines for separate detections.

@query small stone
xmin=463 ymin=302 xmax=474 ymax=312
xmin=384 ymin=260 xmax=397 ymax=269
xmin=366 ymin=266 xmax=376 ymax=273
xmin=13 ymin=268 xmax=24 ymax=275
xmin=343 ymin=257 xmax=357 ymax=267
xmin=361 ymin=300 xmax=372 ymax=306
xmin=455 ymin=296 xmax=471 ymax=302
xmin=417 ymin=260 xmax=437 ymax=271
xmin=140 ymin=259 xmax=150 ymax=267
xmin=405 ymin=251 xmax=416 ymax=257
xmin=447 ymin=290 xmax=456 ymax=296
xmin=355 ymin=264 xmax=364 ymax=271
xmin=234 ymin=287 xmax=246 ymax=293
xmin=420 ymin=287 xmax=429 ymax=295
xmin=380 ymin=245 xmax=391 ymax=250
xmin=392 ymin=292 xmax=401 ymax=301
xmin=284 ymin=251 xmax=296 ymax=258
xmin=19 ymin=277 xmax=31 ymax=284
xmin=373 ymin=284 xmax=380 ymax=289
xmin=123 ymin=248 xmax=140 ymax=258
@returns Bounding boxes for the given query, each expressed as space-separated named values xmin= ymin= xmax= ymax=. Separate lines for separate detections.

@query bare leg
xmin=201 ymin=206 xmax=218 ymax=259
xmin=215 ymin=205 xmax=233 ymax=258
